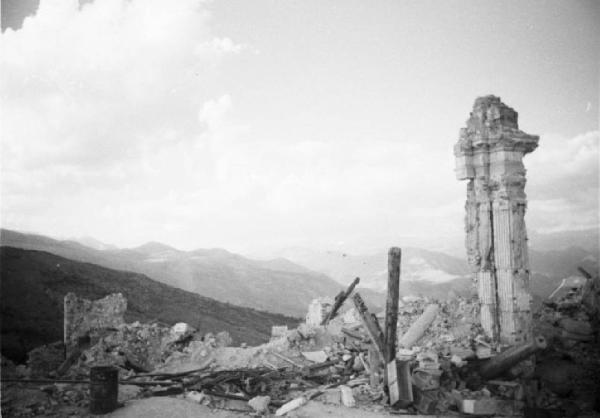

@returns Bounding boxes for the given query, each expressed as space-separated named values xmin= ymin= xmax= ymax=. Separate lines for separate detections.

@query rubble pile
xmin=530 ymin=271 xmax=600 ymax=414
xmin=2 ymin=269 xmax=600 ymax=417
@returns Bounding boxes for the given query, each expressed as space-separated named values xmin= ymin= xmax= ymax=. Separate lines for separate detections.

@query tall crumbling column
xmin=454 ymin=96 xmax=539 ymax=344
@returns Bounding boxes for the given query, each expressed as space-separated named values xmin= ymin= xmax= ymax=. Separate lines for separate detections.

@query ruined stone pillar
xmin=454 ymin=96 xmax=539 ymax=344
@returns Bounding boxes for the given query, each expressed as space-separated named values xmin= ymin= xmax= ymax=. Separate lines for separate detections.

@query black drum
xmin=89 ymin=366 xmax=118 ymax=414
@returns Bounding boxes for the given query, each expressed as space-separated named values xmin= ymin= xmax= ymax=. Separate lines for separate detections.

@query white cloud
xmin=0 ymin=1 xmax=596 ymax=255
xmin=1 ymin=0 xmax=240 ymax=169
xmin=0 ymin=0 xmax=244 ymax=241
xmin=527 ymin=130 xmax=599 ymax=232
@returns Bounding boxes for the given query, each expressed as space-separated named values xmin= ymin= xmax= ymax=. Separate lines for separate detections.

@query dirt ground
xmin=104 ymin=397 xmax=459 ymax=418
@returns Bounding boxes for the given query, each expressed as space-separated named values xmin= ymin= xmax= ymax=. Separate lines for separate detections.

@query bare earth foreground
xmin=105 ymin=397 xmax=398 ymax=418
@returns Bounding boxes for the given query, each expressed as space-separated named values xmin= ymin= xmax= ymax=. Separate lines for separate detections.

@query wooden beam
xmin=322 ymin=277 xmax=360 ymax=325
xmin=352 ymin=292 xmax=384 ymax=357
xmin=387 ymin=359 xmax=413 ymax=406
xmin=384 ymin=247 xmax=401 ymax=363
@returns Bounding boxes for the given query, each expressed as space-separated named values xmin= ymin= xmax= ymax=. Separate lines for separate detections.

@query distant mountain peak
xmin=132 ymin=241 xmax=179 ymax=254
xmin=71 ymin=236 xmax=118 ymax=251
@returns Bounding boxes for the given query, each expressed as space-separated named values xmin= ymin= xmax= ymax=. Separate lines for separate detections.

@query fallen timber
xmin=352 ymin=292 xmax=385 ymax=358
xmin=322 ymin=276 xmax=361 ymax=325
xmin=478 ymin=335 xmax=547 ymax=380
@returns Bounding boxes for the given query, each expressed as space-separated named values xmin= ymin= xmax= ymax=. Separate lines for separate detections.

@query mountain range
xmin=273 ymin=244 xmax=598 ymax=300
xmin=0 ymin=246 xmax=299 ymax=363
xmin=0 ymin=229 xmax=384 ymax=317
xmin=1 ymin=228 xmax=597 ymax=362
xmin=3 ymin=228 xmax=596 ymax=311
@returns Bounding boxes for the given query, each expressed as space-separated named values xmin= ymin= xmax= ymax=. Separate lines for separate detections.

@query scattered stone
xmin=248 ymin=395 xmax=271 ymax=413
xmin=215 ymin=331 xmax=232 ymax=347
xmin=450 ymin=354 xmax=465 ymax=367
xmin=119 ymin=385 xmax=143 ymax=402
xmin=412 ymin=369 xmax=442 ymax=390
xmin=301 ymin=350 xmax=327 ymax=363
xmin=476 ymin=345 xmax=492 ymax=359
xmin=460 ymin=398 xmax=519 ymax=416
xmin=352 ymin=356 xmax=364 ymax=371
xmin=322 ymin=389 xmax=341 ymax=405
xmin=275 ymin=396 xmax=307 ymax=416
xmin=339 ymin=385 xmax=356 ymax=407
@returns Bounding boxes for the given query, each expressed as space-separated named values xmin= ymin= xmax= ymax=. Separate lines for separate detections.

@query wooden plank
xmin=387 ymin=359 xmax=413 ymax=407
xmin=396 ymin=360 xmax=413 ymax=404
xmin=384 ymin=247 xmax=401 ymax=363
xmin=387 ymin=360 xmax=400 ymax=406
xmin=368 ymin=345 xmax=382 ymax=389
xmin=352 ymin=292 xmax=384 ymax=357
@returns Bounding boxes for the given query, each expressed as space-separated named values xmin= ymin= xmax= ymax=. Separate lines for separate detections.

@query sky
xmin=1 ymin=0 xmax=598 ymax=256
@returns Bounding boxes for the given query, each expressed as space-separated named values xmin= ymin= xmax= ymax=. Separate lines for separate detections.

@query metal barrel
xmin=89 ymin=366 xmax=118 ymax=414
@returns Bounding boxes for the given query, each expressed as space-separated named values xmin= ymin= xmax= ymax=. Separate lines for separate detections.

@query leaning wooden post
xmin=321 ymin=277 xmax=360 ymax=325
xmin=352 ymin=292 xmax=384 ymax=357
xmin=384 ymin=248 xmax=401 ymax=363
xmin=384 ymin=248 xmax=412 ymax=406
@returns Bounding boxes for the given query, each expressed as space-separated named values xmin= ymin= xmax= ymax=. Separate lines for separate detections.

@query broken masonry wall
xmin=454 ymin=95 xmax=539 ymax=344
xmin=64 ymin=292 xmax=127 ymax=357
xmin=305 ymin=297 xmax=333 ymax=326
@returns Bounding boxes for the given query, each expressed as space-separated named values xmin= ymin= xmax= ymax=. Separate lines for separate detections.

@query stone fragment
xmin=162 ymin=323 xmax=195 ymax=348
xmin=215 ymin=331 xmax=232 ymax=347
xmin=460 ymin=399 xmax=519 ymax=415
xmin=450 ymin=355 xmax=466 ymax=367
xmin=450 ymin=346 xmax=475 ymax=360
xmin=416 ymin=350 xmax=440 ymax=370
xmin=301 ymin=350 xmax=328 ymax=363
xmin=119 ymin=385 xmax=143 ymax=402
xmin=339 ymin=385 xmax=356 ymax=407
xmin=476 ymin=346 xmax=492 ymax=359
xmin=412 ymin=369 xmax=442 ymax=390
xmin=248 ymin=395 xmax=270 ymax=413
xmin=185 ymin=391 xmax=205 ymax=403
xmin=322 ymin=389 xmax=341 ymax=405
xmin=271 ymin=325 xmax=289 ymax=340
xmin=454 ymin=95 xmax=539 ymax=344
xmin=297 ymin=323 xmax=317 ymax=339
xmin=275 ymin=396 xmax=307 ymax=416
xmin=352 ymin=356 xmax=364 ymax=371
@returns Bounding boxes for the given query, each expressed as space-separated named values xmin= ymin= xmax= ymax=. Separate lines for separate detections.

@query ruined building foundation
xmin=454 ymin=96 xmax=539 ymax=344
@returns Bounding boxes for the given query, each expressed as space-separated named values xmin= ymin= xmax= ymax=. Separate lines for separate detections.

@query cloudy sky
xmin=1 ymin=0 xmax=598 ymax=256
